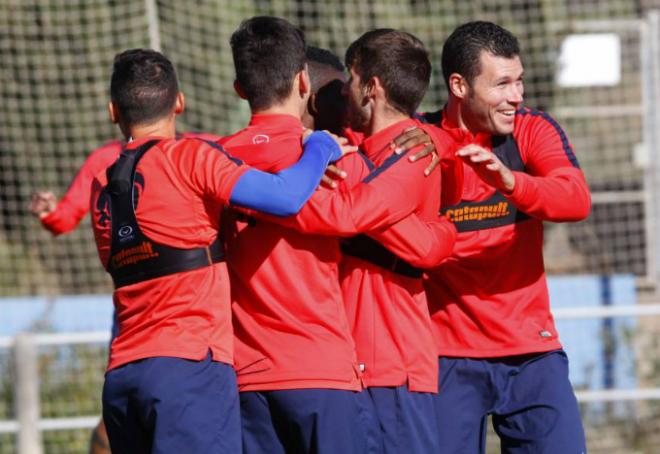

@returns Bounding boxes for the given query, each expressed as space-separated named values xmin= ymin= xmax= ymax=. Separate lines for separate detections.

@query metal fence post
xmin=145 ymin=0 xmax=161 ymax=52
xmin=14 ymin=333 xmax=43 ymax=454
xmin=642 ymin=10 xmax=660 ymax=293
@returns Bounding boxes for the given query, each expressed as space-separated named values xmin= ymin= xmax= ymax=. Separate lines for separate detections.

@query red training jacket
xmin=279 ymin=118 xmax=460 ymax=391
xmin=90 ymin=136 xmax=247 ymax=371
xmin=425 ymin=107 xmax=591 ymax=358
xmin=340 ymin=119 xmax=456 ymax=392
xmin=219 ymin=114 xmax=365 ymax=392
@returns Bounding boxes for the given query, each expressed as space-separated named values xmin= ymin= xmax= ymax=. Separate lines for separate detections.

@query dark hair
xmin=110 ymin=48 xmax=179 ymax=126
xmin=306 ymin=46 xmax=344 ymax=92
xmin=230 ymin=16 xmax=306 ymax=111
xmin=304 ymin=46 xmax=346 ymax=134
xmin=345 ymin=29 xmax=430 ymax=117
xmin=307 ymin=46 xmax=344 ymax=72
xmin=441 ymin=21 xmax=520 ymax=87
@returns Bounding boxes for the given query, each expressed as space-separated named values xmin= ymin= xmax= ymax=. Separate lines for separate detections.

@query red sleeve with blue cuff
xmin=228 ymin=130 xmax=344 ymax=216
xmin=279 ymin=147 xmax=435 ymax=235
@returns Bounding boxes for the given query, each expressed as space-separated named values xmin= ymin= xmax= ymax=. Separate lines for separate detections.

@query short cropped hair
xmin=110 ymin=49 xmax=179 ymax=127
xmin=306 ymin=46 xmax=344 ymax=91
xmin=345 ymin=29 xmax=430 ymax=117
xmin=441 ymin=21 xmax=520 ymax=87
xmin=230 ymin=16 xmax=306 ymax=111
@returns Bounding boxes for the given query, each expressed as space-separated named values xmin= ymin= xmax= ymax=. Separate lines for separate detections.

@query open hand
xmin=456 ymin=144 xmax=515 ymax=193
xmin=30 ymin=191 xmax=57 ymax=218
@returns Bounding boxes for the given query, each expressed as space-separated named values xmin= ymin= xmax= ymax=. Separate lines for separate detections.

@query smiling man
xmin=421 ymin=21 xmax=591 ymax=453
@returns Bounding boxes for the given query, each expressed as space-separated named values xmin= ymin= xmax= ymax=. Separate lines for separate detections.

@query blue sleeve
xmin=229 ymin=131 xmax=342 ymax=217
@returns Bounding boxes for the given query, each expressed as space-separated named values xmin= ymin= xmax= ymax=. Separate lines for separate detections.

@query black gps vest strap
xmin=340 ymin=235 xmax=423 ymax=279
xmin=441 ymin=134 xmax=531 ymax=233
xmin=106 ymin=140 xmax=225 ymax=288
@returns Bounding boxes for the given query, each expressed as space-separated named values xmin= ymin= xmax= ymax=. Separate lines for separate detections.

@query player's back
xmin=219 ymin=114 xmax=364 ymax=392
xmin=91 ymin=136 xmax=248 ymax=372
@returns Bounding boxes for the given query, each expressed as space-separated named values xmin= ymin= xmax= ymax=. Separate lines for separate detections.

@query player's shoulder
xmin=90 ymin=162 xmax=109 ymax=190
xmin=337 ymin=149 xmax=374 ymax=170
xmin=89 ymin=139 xmax=122 ymax=158
xmin=96 ymin=138 xmax=123 ymax=149
xmin=168 ymin=136 xmax=243 ymax=165
xmin=217 ymin=124 xmax=261 ymax=148
xmin=180 ymin=131 xmax=223 ymax=142
xmin=333 ymin=150 xmax=374 ymax=186
xmin=414 ymin=109 xmax=443 ymax=125
xmin=414 ymin=118 xmax=454 ymax=146
xmin=513 ymin=107 xmax=567 ymax=137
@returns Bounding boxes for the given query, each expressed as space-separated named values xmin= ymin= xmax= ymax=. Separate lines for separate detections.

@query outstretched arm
xmin=457 ymin=112 xmax=590 ymax=222
xmin=32 ymin=141 xmax=122 ymax=235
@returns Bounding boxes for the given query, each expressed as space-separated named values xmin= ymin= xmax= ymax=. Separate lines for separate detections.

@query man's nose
xmin=508 ymin=83 xmax=524 ymax=105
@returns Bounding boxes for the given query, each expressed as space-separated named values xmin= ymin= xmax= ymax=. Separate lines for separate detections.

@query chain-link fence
xmin=2 ymin=0 xmax=660 ymax=452
xmin=2 ymin=0 xmax=660 ymax=295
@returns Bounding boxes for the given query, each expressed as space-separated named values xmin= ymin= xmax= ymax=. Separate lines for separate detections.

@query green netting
xmin=0 ymin=0 xmax=658 ymax=291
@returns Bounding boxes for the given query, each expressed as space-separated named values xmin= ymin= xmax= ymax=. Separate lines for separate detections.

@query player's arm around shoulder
xmin=169 ymin=138 xmax=249 ymax=206
xmin=506 ymin=109 xmax=591 ymax=222
xmin=367 ymin=213 xmax=457 ymax=268
xmin=260 ymin=141 xmax=438 ymax=236
xmin=403 ymin=122 xmax=464 ymax=206
xmin=364 ymin=133 xmax=455 ymax=268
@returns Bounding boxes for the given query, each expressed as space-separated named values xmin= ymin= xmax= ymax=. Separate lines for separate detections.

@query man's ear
xmin=298 ymin=67 xmax=311 ymax=98
xmin=174 ymin=92 xmax=185 ymax=115
xmin=107 ymin=101 xmax=119 ymax=124
xmin=233 ymin=80 xmax=247 ymax=99
xmin=448 ymin=73 xmax=468 ymax=100
xmin=364 ymin=76 xmax=383 ymax=103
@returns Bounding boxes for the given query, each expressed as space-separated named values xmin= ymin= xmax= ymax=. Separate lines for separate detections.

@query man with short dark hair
xmin=276 ymin=30 xmax=461 ymax=453
xmin=337 ymin=29 xmax=450 ymax=453
xmin=221 ymin=18 xmax=380 ymax=454
xmin=222 ymin=18 xmax=457 ymax=453
xmin=302 ymin=46 xmax=347 ymax=136
xmin=421 ymin=21 xmax=590 ymax=453
xmin=91 ymin=47 xmax=348 ymax=454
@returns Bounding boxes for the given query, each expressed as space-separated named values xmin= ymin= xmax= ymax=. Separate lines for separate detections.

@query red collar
xmin=125 ymin=136 xmax=169 ymax=149
xmin=440 ymin=108 xmax=492 ymax=147
xmin=361 ymin=118 xmax=418 ymax=165
xmin=248 ymin=114 xmax=304 ymax=131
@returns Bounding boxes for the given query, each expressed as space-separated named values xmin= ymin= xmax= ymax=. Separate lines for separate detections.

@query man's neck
xmin=365 ymin=104 xmax=409 ymax=138
xmin=253 ymin=98 xmax=304 ymax=120
xmin=125 ymin=116 xmax=177 ymax=140
xmin=445 ymin=96 xmax=475 ymax=134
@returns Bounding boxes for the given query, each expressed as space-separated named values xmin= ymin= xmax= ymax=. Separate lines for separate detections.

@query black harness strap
xmin=341 ymin=234 xmax=423 ymax=279
xmin=441 ymin=134 xmax=530 ymax=233
xmin=106 ymin=140 xmax=225 ymax=288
